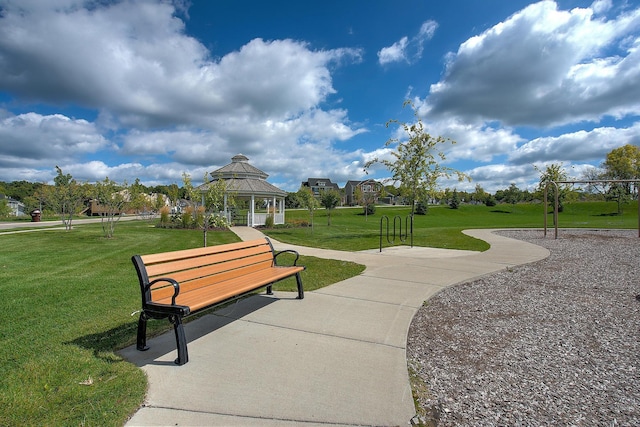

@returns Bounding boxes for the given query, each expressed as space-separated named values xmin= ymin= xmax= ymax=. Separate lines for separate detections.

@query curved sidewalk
xmin=122 ymin=228 xmax=550 ymax=426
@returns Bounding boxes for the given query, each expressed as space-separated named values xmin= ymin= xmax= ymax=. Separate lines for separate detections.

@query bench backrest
xmin=132 ymin=238 xmax=276 ymax=304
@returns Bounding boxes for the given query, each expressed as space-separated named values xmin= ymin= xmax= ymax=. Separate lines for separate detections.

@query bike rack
xmin=379 ymin=215 xmax=413 ymax=252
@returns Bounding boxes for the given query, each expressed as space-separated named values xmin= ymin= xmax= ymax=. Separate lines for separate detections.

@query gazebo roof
xmin=212 ymin=154 xmax=268 ymax=180
xmin=201 ymin=154 xmax=286 ymax=197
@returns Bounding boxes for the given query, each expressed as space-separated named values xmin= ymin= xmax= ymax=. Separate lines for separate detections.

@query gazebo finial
xmin=232 ymin=154 xmax=249 ymax=163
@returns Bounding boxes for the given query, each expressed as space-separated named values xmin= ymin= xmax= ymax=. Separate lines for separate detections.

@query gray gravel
xmin=407 ymin=229 xmax=640 ymax=427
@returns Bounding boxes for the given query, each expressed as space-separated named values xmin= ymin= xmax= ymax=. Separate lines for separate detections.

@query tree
xmin=536 ymin=163 xmax=569 ymax=213
xmin=449 ymin=189 xmax=460 ymax=209
xmin=364 ymin=100 xmax=469 ymax=216
xmin=471 ymin=184 xmax=489 ymax=205
xmin=354 ymin=186 xmax=377 ymax=219
xmin=0 ymin=198 xmax=10 ymax=217
xmin=46 ymin=166 xmax=87 ymax=231
xmin=92 ymin=177 xmax=128 ymax=238
xmin=502 ymin=183 xmax=522 ymax=208
xmin=602 ymin=144 xmax=640 ymax=213
xmin=603 ymin=144 xmax=640 ymax=188
xmin=296 ymin=187 xmax=318 ymax=231
xmin=319 ymin=189 xmax=341 ymax=225
xmin=167 ymin=183 xmax=180 ymax=212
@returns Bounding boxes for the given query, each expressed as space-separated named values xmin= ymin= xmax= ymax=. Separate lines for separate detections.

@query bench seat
xmin=132 ymin=237 xmax=304 ymax=365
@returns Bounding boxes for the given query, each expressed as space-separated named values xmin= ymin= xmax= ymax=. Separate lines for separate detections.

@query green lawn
xmin=264 ymin=201 xmax=638 ymax=252
xmin=0 ymin=201 xmax=637 ymax=426
xmin=0 ymin=220 xmax=363 ymax=426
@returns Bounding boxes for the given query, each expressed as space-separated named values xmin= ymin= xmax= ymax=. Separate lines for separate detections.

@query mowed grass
xmin=0 ymin=220 xmax=364 ymax=426
xmin=264 ymin=201 xmax=638 ymax=251
xmin=0 ymin=200 xmax=637 ymax=426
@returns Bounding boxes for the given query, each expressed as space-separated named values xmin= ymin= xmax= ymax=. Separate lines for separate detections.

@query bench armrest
xmin=273 ymin=249 xmax=300 ymax=266
xmin=145 ymin=277 xmax=180 ymax=305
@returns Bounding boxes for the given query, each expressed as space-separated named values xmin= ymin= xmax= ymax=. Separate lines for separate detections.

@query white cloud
xmin=424 ymin=1 xmax=640 ymax=127
xmin=378 ymin=20 xmax=438 ymax=65
xmin=378 ymin=37 xmax=409 ymax=65
xmin=0 ymin=112 xmax=111 ymax=168
xmin=0 ymin=2 xmax=363 ymax=130
xmin=509 ymin=122 xmax=640 ymax=165
xmin=0 ymin=1 xmax=367 ymax=189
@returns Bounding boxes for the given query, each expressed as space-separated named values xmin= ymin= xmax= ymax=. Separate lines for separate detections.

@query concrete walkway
xmin=122 ymin=228 xmax=550 ymax=426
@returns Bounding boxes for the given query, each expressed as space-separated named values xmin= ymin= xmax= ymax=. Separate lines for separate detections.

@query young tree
xmin=364 ymin=100 xmax=469 ymax=216
xmin=296 ymin=187 xmax=318 ymax=232
xmin=167 ymin=183 xmax=180 ymax=212
xmin=536 ymin=163 xmax=569 ymax=213
xmin=319 ymin=189 xmax=341 ymax=226
xmin=92 ymin=177 xmax=128 ymax=238
xmin=46 ymin=166 xmax=87 ymax=231
xmin=183 ymin=172 xmax=233 ymax=246
xmin=354 ymin=186 xmax=377 ymax=219
xmin=449 ymin=189 xmax=460 ymax=209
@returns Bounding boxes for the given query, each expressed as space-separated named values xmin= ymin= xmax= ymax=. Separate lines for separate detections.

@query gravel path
xmin=407 ymin=229 xmax=640 ymax=427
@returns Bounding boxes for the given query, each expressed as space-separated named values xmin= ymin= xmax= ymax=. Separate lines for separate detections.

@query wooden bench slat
xmin=155 ymin=266 xmax=304 ymax=311
xmin=145 ymin=246 xmax=272 ymax=278
xmin=141 ymin=239 xmax=270 ymax=265
xmin=149 ymin=257 xmax=274 ymax=301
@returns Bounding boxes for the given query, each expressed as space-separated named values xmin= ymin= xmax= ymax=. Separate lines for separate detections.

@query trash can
xmin=30 ymin=209 xmax=41 ymax=222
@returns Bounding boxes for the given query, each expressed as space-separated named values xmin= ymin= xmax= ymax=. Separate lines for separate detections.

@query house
xmin=344 ymin=179 xmax=382 ymax=206
xmin=301 ymin=178 xmax=340 ymax=197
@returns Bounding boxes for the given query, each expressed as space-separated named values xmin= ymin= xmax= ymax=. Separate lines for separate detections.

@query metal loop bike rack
xmin=379 ymin=215 xmax=413 ymax=252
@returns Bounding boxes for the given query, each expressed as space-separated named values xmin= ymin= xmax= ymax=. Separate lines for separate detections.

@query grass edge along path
xmin=0 ymin=220 xmax=364 ymax=426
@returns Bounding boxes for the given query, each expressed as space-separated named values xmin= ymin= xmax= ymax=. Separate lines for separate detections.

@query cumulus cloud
xmin=0 ymin=112 xmax=111 ymax=168
xmin=0 ymin=2 xmax=362 ymax=128
xmin=509 ymin=122 xmax=640 ymax=165
xmin=0 ymin=0 xmax=366 ymax=187
xmin=424 ymin=1 xmax=640 ymax=127
xmin=378 ymin=20 xmax=438 ymax=65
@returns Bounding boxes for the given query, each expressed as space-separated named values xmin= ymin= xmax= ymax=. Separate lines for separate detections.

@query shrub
xmin=159 ymin=206 xmax=170 ymax=225
xmin=415 ymin=201 xmax=428 ymax=215
xmin=264 ymin=214 xmax=275 ymax=228
xmin=181 ymin=206 xmax=193 ymax=228
xmin=363 ymin=204 xmax=376 ymax=215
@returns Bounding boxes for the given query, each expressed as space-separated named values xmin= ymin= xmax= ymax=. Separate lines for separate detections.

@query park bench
xmin=132 ymin=237 xmax=305 ymax=365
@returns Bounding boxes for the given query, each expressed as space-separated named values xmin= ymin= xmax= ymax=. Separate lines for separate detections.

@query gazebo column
xmin=278 ymin=197 xmax=284 ymax=224
xmin=250 ymin=194 xmax=255 ymax=227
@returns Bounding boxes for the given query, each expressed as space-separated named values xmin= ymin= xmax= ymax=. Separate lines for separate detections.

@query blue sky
xmin=1 ymin=0 xmax=639 ymax=193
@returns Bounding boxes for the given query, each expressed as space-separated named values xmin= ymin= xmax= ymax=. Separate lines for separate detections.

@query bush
xmin=484 ymin=196 xmax=497 ymax=207
xmin=159 ymin=206 xmax=170 ymax=225
xmin=363 ymin=204 xmax=376 ymax=215
xmin=264 ymin=214 xmax=275 ymax=228
xmin=415 ymin=201 xmax=428 ymax=215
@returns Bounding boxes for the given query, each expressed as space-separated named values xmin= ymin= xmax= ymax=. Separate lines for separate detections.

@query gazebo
xmin=201 ymin=154 xmax=287 ymax=227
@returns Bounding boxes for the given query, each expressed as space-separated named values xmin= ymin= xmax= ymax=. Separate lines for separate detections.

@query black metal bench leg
xmin=296 ymin=273 xmax=304 ymax=299
xmin=170 ymin=315 xmax=189 ymax=365
xmin=266 ymin=284 xmax=273 ymax=295
xmin=137 ymin=312 xmax=150 ymax=351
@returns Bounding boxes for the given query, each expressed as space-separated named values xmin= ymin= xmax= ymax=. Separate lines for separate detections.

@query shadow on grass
xmin=67 ymin=294 xmax=279 ymax=366
xmin=66 ymin=322 xmax=139 ymax=362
